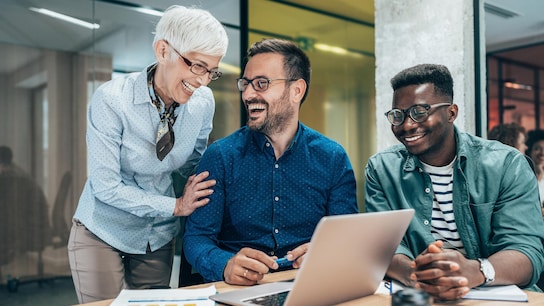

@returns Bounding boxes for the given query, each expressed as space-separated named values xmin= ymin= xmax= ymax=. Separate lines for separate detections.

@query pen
xmin=389 ymin=281 xmax=393 ymax=294
xmin=384 ymin=280 xmax=392 ymax=295
xmin=276 ymin=257 xmax=293 ymax=268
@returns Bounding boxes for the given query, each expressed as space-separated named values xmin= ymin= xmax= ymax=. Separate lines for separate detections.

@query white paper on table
xmin=375 ymin=280 xmax=405 ymax=295
xmin=463 ymin=284 xmax=528 ymax=302
xmin=110 ymin=284 xmax=216 ymax=306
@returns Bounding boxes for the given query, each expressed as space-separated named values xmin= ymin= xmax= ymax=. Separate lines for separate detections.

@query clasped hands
xmin=409 ymin=240 xmax=485 ymax=301
xmin=223 ymin=243 xmax=309 ymax=285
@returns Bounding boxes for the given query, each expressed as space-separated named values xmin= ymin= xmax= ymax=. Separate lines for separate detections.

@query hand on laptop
xmin=410 ymin=240 xmax=471 ymax=301
xmin=224 ymin=247 xmax=278 ymax=285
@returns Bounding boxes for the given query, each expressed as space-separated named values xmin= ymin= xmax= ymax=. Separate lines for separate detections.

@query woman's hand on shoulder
xmin=173 ymin=171 xmax=216 ymax=216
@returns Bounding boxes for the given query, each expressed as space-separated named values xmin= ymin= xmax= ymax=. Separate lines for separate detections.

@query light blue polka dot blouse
xmin=73 ymin=64 xmax=214 ymax=254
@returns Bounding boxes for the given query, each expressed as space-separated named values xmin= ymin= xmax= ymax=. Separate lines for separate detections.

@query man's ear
xmin=448 ymin=104 xmax=459 ymax=122
xmin=291 ymin=79 xmax=307 ymax=105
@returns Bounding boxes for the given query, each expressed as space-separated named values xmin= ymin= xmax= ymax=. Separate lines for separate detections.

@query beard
xmin=246 ymin=89 xmax=294 ymax=135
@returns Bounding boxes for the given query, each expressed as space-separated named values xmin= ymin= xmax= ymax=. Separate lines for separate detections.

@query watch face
xmin=479 ymin=258 xmax=495 ymax=284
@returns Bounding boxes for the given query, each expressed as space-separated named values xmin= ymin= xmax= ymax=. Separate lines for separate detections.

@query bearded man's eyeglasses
xmin=236 ymin=77 xmax=297 ymax=92
xmin=384 ymin=103 xmax=451 ymax=126
xmin=164 ymin=40 xmax=222 ymax=80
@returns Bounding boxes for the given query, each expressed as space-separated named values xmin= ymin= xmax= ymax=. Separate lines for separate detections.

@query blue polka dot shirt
xmin=183 ymin=123 xmax=359 ymax=281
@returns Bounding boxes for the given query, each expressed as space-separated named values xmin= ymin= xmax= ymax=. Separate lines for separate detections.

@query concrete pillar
xmin=375 ymin=0 xmax=486 ymax=151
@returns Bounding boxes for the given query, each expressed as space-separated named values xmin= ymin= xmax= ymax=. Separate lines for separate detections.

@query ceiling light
xmin=314 ymin=43 xmax=363 ymax=58
xmin=29 ymin=7 xmax=100 ymax=30
xmin=503 ymin=81 xmax=532 ymax=90
xmin=484 ymin=3 xmax=520 ymax=19
xmin=133 ymin=7 xmax=163 ymax=17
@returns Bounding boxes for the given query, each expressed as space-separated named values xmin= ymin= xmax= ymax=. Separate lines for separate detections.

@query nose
xmin=196 ymin=74 xmax=210 ymax=86
xmin=399 ymin=114 xmax=419 ymax=129
xmin=241 ymin=83 xmax=258 ymax=101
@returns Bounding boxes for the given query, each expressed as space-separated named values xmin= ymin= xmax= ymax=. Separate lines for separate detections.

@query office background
xmin=0 ymin=0 xmax=543 ymax=300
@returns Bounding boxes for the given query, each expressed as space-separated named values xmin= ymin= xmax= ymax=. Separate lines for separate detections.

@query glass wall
xmin=248 ymin=0 xmax=376 ymax=209
xmin=487 ymin=55 xmax=544 ymax=134
xmin=0 ymin=0 xmax=376 ymax=290
xmin=0 ymin=0 xmax=241 ymax=287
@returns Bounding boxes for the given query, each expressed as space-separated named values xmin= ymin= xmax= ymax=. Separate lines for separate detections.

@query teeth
xmin=248 ymin=103 xmax=266 ymax=111
xmin=405 ymin=135 xmax=423 ymax=142
xmin=182 ymin=81 xmax=195 ymax=92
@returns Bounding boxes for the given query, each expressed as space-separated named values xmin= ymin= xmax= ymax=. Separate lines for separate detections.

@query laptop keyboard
xmin=243 ymin=291 xmax=289 ymax=306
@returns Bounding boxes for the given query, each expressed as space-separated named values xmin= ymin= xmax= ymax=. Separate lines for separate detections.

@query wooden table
xmin=76 ymin=270 xmax=544 ymax=305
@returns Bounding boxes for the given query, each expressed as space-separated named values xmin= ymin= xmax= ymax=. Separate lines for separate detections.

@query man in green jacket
xmin=365 ymin=63 xmax=544 ymax=301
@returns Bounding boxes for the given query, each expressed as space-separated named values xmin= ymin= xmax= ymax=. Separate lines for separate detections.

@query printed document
xmin=110 ymin=284 xmax=216 ymax=306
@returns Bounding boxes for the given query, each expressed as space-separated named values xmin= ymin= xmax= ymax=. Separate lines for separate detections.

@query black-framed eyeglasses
xmin=237 ymin=77 xmax=298 ymax=92
xmin=164 ymin=40 xmax=222 ymax=80
xmin=384 ymin=103 xmax=451 ymax=126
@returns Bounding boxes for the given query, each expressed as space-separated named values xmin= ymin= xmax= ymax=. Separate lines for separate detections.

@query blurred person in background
xmin=488 ymin=122 xmax=527 ymax=153
xmin=526 ymin=129 xmax=544 ymax=215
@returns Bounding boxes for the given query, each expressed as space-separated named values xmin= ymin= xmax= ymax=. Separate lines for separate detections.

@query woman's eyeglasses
xmin=164 ymin=40 xmax=222 ymax=80
xmin=384 ymin=103 xmax=451 ymax=126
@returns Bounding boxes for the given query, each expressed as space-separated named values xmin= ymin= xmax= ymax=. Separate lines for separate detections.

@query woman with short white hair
xmin=68 ymin=5 xmax=228 ymax=303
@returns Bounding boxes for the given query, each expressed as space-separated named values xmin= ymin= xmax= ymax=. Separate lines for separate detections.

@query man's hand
xmin=173 ymin=171 xmax=215 ymax=216
xmin=410 ymin=240 xmax=481 ymax=301
xmin=224 ymin=248 xmax=277 ymax=285
xmin=272 ymin=243 xmax=311 ymax=270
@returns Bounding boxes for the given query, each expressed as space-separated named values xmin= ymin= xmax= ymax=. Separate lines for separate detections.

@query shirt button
xmin=425 ymin=187 xmax=431 ymax=193
xmin=274 ymin=229 xmax=279 ymax=234
xmin=275 ymin=164 xmax=279 ymax=169
xmin=423 ymin=220 xmax=430 ymax=225
xmin=266 ymin=142 xmax=271 ymax=147
xmin=270 ymin=251 xmax=275 ymax=256
xmin=274 ymin=196 xmax=279 ymax=201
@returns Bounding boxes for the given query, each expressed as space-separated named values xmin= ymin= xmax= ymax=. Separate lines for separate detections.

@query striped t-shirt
xmin=422 ymin=158 xmax=466 ymax=255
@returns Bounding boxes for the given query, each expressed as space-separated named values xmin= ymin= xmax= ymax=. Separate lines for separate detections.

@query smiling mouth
xmin=247 ymin=103 xmax=266 ymax=116
xmin=182 ymin=80 xmax=195 ymax=93
xmin=403 ymin=134 xmax=424 ymax=142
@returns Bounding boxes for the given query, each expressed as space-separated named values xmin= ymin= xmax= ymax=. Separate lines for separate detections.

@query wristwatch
xmin=477 ymin=258 xmax=495 ymax=286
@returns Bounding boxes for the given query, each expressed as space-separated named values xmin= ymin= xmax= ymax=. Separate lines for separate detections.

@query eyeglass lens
xmin=386 ymin=105 xmax=430 ymax=126
xmin=237 ymin=78 xmax=271 ymax=92
xmin=386 ymin=103 xmax=450 ymax=126
xmin=182 ymin=56 xmax=222 ymax=80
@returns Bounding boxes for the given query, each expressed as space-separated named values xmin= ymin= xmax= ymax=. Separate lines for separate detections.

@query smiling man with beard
xmin=183 ymin=38 xmax=358 ymax=285
xmin=365 ymin=64 xmax=544 ymax=301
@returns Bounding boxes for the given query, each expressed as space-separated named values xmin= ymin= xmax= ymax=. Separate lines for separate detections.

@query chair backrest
xmin=0 ymin=175 xmax=51 ymax=259
xmin=178 ymin=217 xmax=204 ymax=287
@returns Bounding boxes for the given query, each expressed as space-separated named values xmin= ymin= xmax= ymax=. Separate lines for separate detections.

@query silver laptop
xmin=210 ymin=209 xmax=414 ymax=306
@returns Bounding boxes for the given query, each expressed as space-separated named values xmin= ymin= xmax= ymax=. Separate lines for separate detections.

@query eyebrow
xmin=191 ymin=56 xmax=218 ymax=70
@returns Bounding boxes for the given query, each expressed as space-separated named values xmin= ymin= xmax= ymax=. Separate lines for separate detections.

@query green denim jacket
xmin=365 ymin=127 xmax=544 ymax=288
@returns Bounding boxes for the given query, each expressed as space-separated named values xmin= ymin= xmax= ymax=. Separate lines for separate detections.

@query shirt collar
xmin=250 ymin=122 xmax=303 ymax=153
xmin=134 ymin=63 xmax=158 ymax=105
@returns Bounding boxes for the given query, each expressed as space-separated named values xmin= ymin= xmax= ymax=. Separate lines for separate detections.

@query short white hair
xmin=153 ymin=5 xmax=228 ymax=61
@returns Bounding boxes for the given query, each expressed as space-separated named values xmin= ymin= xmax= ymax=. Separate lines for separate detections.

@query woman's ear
xmin=153 ymin=40 xmax=169 ymax=62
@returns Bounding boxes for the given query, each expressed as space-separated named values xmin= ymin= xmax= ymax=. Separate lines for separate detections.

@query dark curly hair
xmin=390 ymin=63 xmax=453 ymax=102
xmin=488 ymin=123 xmax=526 ymax=149
xmin=526 ymin=129 xmax=544 ymax=155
